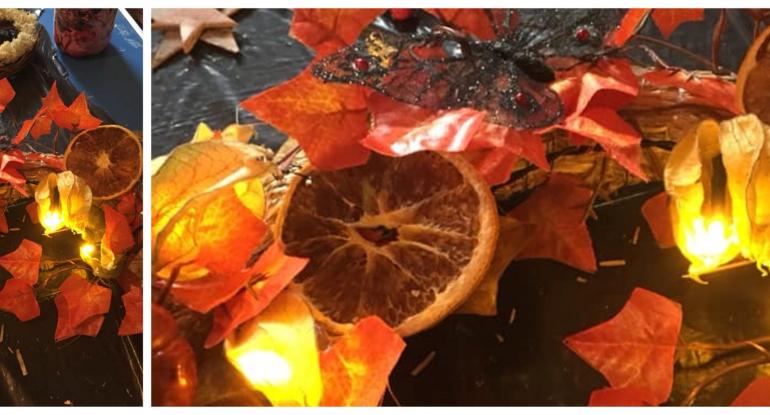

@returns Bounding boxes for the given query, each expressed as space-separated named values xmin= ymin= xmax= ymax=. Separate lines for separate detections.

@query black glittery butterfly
xmin=313 ymin=9 xmax=628 ymax=130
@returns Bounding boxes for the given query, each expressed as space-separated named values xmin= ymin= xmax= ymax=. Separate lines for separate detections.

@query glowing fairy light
xmin=41 ymin=210 xmax=64 ymax=233
xmin=225 ymin=348 xmax=293 ymax=389
xmin=80 ymin=243 xmax=96 ymax=260
xmin=679 ymin=214 xmax=740 ymax=276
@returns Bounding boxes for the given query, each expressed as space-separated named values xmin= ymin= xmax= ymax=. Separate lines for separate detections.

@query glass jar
xmin=54 ymin=9 xmax=116 ymax=58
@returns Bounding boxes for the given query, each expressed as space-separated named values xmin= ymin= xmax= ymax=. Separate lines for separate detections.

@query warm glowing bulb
xmin=80 ymin=243 xmax=96 ymax=259
xmin=227 ymin=349 xmax=293 ymax=388
xmin=41 ymin=210 xmax=64 ymax=233
xmin=682 ymin=216 xmax=739 ymax=272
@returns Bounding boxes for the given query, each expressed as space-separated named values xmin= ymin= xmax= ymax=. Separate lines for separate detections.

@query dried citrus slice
xmin=277 ymin=151 xmax=498 ymax=336
xmin=737 ymin=25 xmax=770 ymax=124
xmin=64 ymin=125 xmax=142 ymax=200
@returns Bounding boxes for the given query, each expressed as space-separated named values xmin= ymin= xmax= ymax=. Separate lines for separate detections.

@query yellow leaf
xmin=457 ymin=217 xmax=536 ymax=316
xmin=191 ymin=122 xmax=216 ymax=142
xmin=224 ymin=291 xmax=322 ymax=406
xmin=221 ymin=124 xmax=255 ymax=143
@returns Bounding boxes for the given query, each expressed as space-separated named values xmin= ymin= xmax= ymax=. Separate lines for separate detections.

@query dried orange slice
xmin=64 ymin=125 xmax=142 ymax=200
xmin=277 ymin=151 xmax=498 ymax=336
xmin=737 ymin=25 xmax=770 ymax=124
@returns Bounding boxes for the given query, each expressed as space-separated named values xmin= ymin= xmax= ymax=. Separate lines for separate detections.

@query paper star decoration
xmin=152 ymin=9 xmax=240 ymax=69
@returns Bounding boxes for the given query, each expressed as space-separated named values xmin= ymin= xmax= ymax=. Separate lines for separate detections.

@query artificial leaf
xmin=50 ymin=93 xmax=103 ymax=131
xmin=54 ymin=273 xmax=112 ymax=342
xmin=607 ymin=9 xmax=650 ymax=47
xmin=156 ymin=184 xmax=269 ymax=309
xmin=242 ymin=69 xmax=370 ymax=170
xmin=0 ymin=77 xmax=16 ymax=112
xmin=551 ymin=59 xmax=645 ymax=179
xmin=510 ymin=174 xmax=597 ymax=272
xmin=564 ymin=288 xmax=683 ymax=404
xmin=116 ymin=192 xmax=142 ymax=229
xmin=118 ymin=286 xmax=143 ymax=336
xmin=0 ymin=150 xmax=29 ymax=195
xmin=731 ymin=376 xmax=770 ymax=406
xmin=0 ymin=203 xmax=7 ymax=234
xmin=588 ymin=387 xmax=658 ymax=406
xmin=362 ymin=93 xmax=487 ymax=156
xmin=152 ymin=304 xmax=198 ymax=406
xmin=152 ymin=140 xmax=271 ymax=243
xmin=204 ymin=243 xmax=309 ymax=348
xmin=320 ymin=316 xmax=405 ymax=406
xmin=101 ymin=204 xmax=135 ymax=270
xmin=0 ymin=239 xmax=43 ymax=284
xmin=427 ymin=9 xmax=497 ymax=40
xmin=290 ymin=9 xmax=383 ymax=57
xmin=651 ymin=9 xmax=704 ymax=39
xmin=641 ymin=69 xmax=739 ymax=114
xmin=641 ymin=192 xmax=675 ymax=248
xmin=224 ymin=291 xmax=322 ymax=406
xmin=13 ymin=82 xmax=67 ymax=144
xmin=0 ymin=278 xmax=40 ymax=321
xmin=458 ymin=217 xmax=536 ymax=315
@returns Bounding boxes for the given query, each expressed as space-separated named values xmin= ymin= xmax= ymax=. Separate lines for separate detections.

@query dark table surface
xmin=151 ymin=9 xmax=770 ymax=406
xmin=0 ymin=18 xmax=142 ymax=407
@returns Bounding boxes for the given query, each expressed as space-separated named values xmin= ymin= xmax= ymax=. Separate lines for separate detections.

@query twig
xmin=680 ymin=355 xmax=770 ymax=406
xmin=410 ymin=350 xmax=436 ymax=377
xmin=682 ymin=259 xmax=755 ymax=281
xmin=633 ymin=34 xmax=717 ymax=69
xmin=711 ymin=10 xmax=727 ymax=72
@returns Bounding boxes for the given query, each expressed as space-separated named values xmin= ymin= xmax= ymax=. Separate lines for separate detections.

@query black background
xmin=151 ymin=9 xmax=770 ymax=406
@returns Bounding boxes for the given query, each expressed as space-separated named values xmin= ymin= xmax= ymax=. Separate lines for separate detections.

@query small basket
xmin=0 ymin=25 xmax=40 ymax=78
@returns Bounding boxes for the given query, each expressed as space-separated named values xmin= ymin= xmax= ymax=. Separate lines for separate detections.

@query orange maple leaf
xmin=0 ymin=78 xmax=15 ymax=112
xmin=651 ymin=9 xmax=704 ymax=39
xmin=427 ymin=9 xmax=498 ymax=40
xmin=241 ymin=69 xmax=371 ymax=170
xmin=290 ymin=9 xmax=383 ymax=57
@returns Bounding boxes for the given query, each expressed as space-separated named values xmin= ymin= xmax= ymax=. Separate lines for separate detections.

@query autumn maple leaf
xmin=0 ymin=278 xmax=40 ymax=321
xmin=118 ymin=286 xmax=143 ymax=336
xmin=241 ymin=69 xmax=371 ymax=170
xmin=204 ymin=243 xmax=308 ymax=348
xmin=510 ymin=174 xmax=597 ymax=272
xmin=0 ymin=239 xmax=43 ymax=284
xmin=549 ymin=58 xmax=646 ymax=180
xmin=641 ymin=192 xmax=675 ymax=248
xmin=564 ymin=288 xmax=683 ymax=405
xmin=651 ymin=9 xmax=704 ymax=39
xmin=54 ymin=273 xmax=112 ymax=342
xmin=732 ymin=377 xmax=770 ymax=406
xmin=0 ymin=150 xmax=30 ymax=195
xmin=641 ymin=69 xmax=739 ymax=114
xmin=320 ymin=316 xmax=405 ymax=406
xmin=290 ymin=9 xmax=384 ymax=57
xmin=0 ymin=77 xmax=15 ymax=112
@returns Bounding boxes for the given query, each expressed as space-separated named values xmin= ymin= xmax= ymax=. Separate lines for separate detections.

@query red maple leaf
xmin=588 ymin=386 xmax=658 ymax=406
xmin=651 ymin=9 xmax=704 ymax=39
xmin=463 ymin=129 xmax=549 ymax=185
xmin=118 ymin=285 xmax=143 ymax=336
xmin=320 ymin=316 xmax=405 ymax=406
xmin=50 ymin=93 xmax=103 ymax=131
xmin=0 ymin=278 xmax=40 ymax=321
xmin=607 ymin=9 xmax=651 ymax=47
xmin=241 ymin=69 xmax=370 ymax=170
xmin=427 ymin=9 xmax=497 ymax=40
xmin=0 ymin=150 xmax=29 ymax=196
xmin=204 ymin=243 xmax=309 ymax=348
xmin=731 ymin=377 xmax=770 ymax=406
xmin=290 ymin=9 xmax=383 ymax=57
xmin=550 ymin=58 xmax=645 ymax=179
xmin=103 ymin=204 xmax=135 ymax=255
xmin=0 ymin=239 xmax=43 ymax=284
xmin=510 ymin=174 xmax=597 ymax=272
xmin=0 ymin=201 xmax=7 ymax=234
xmin=54 ymin=274 xmax=112 ymax=342
xmin=641 ymin=69 xmax=739 ymax=114
xmin=641 ymin=192 xmax=675 ymax=248
xmin=0 ymin=77 xmax=15 ymax=113
xmin=564 ymin=288 xmax=683 ymax=405
xmin=152 ymin=303 xmax=198 ymax=406
xmin=116 ymin=192 xmax=142 ymax=229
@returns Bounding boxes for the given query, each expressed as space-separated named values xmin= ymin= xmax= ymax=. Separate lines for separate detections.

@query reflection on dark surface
xmin=152 ymin=9 xmax=769 ymax=406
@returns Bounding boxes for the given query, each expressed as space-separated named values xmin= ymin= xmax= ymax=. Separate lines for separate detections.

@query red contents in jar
xmin=54 ymin=9 xmax=117 ymax=58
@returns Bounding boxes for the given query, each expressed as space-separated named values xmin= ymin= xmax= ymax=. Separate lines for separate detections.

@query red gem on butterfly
xmin=353 ymin=57 xmax=370 ymax=72
xmin=575 ymin=27 xmax=591 ymax=43
xmin=390 ymin=9 xmax=413 ymax=21
xmin=514 ymin=92 xmax=529 ymax=108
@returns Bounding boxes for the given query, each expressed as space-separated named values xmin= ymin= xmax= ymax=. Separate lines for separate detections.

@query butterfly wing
xmin=504 ymin=9 xmax=624 ymax=69
xmin=313 ymin=25 xmax=562 ymax=129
